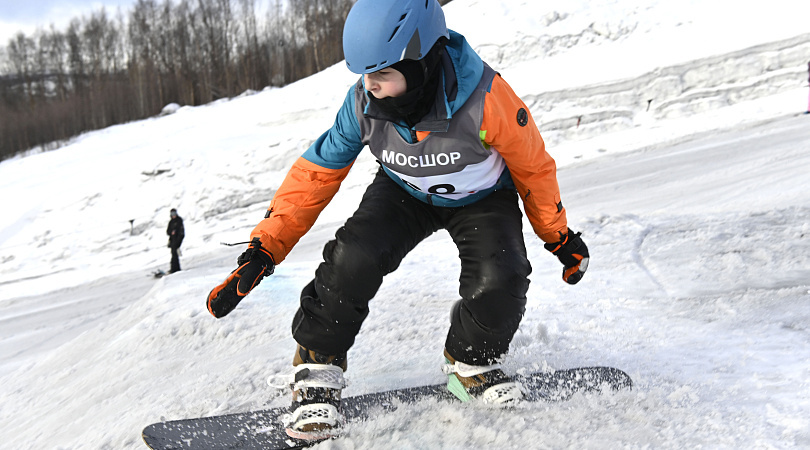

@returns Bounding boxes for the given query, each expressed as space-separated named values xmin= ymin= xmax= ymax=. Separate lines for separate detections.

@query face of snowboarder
xmin=364 ymin=68 xmax=407 ymax=99
xmin=170 ymin=210 xmax=177 ymax=218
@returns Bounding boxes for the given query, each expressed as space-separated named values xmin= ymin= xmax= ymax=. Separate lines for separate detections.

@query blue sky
xmin=1 ymin=0 xmax=137 ymax=44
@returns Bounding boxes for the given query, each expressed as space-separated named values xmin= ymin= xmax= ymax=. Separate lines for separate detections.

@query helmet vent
xmin=388 ymin=14 xmax=408 ymax=42
xmin=365 ymin=61 xmax=386 ymax=70
xmin=388 ymin=26 xmax=400 ymax=42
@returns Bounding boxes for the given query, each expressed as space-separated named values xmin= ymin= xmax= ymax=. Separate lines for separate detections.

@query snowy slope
xmin=1 ymin=0 xmax=809 ymax=448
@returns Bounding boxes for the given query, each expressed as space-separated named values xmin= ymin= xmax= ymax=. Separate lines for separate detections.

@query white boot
xmin=285 ymin=345 xmax=347 ymax=440
xmin=443 ymin=350 xmax=523 ymax=404
xmin=285 ymin=363 xmax=346 ymax=440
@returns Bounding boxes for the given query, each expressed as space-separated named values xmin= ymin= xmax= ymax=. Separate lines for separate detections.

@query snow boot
xmin=285 ymin=345 xmax=347 ymax=440
xmin=442 ymin=349 xmax=523 ymax=404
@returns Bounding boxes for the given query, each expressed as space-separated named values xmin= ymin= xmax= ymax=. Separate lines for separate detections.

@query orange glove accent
xmin=545 ymin=229 xmax=589 ymax=285
xmin=207 ymin=239 xmax=275 ymax=318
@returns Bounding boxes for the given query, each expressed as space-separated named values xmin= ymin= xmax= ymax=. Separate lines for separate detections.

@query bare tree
xmin=0 ymin=0 xmax=389 ymax=160
xmin=7 ymin=33 xmax=37 ymax=109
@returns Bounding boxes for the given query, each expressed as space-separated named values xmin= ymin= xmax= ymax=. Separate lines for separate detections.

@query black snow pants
xmin=170 ymin=246 xmax=181 ymax=273
xmin=292 ymin=169 xmax=532 ymax=365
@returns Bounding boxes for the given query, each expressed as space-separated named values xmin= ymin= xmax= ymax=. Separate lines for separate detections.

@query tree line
xmin=1 ymin=0 xmax=450 ymax=161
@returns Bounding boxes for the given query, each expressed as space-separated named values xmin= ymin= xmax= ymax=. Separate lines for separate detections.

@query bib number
xmin=402 ymin=179 xmax=457 ymax=195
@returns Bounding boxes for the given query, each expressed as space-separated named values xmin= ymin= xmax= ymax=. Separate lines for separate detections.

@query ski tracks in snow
xmin=588 ymin=207 xmax=810 ymax=301
xmin=628 ymin=217 xmax=668 ymax=295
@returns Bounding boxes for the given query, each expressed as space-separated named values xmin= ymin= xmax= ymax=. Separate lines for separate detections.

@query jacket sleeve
xmin=250 ymin=157 xmax=353 ymax=263
xmin=481 ymin=75 xmax=568 ymax=243
xmin=178 ymin=219 xmax=185 ymax=240
xmin=249 ymin=87 xmax=363 ymax=263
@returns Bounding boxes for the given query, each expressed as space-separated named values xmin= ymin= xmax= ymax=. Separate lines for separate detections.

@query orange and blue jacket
xmin=251 ymin=30 xmax=567 ymax=264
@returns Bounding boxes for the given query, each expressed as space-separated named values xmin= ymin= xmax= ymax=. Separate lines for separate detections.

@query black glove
xmin=207 ymin=238 xmax=275 ymax=318
xmin=544 ymin=229 xmax=589 ymax=285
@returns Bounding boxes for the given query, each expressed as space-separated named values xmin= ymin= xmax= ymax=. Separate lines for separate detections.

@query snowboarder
xmin=207 ymin=0 xmax=589 ymax=439
xmin=167 ymin=208 xmax=184 ymax=273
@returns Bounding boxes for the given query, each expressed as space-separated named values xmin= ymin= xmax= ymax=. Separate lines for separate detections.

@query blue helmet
xmin=343 ymin=0 xmax=450 ymax=74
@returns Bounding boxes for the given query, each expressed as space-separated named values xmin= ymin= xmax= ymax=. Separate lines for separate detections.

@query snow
xmin=1 ymin=0 xmax=809 ymax=448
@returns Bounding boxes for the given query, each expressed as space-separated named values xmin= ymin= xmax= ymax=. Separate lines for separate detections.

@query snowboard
xmin=142 ymin=366 xmax=631 ymax=450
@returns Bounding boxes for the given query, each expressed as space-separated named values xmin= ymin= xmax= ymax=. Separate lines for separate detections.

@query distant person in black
xmin=167 ymin=208 xmax=184 ymax=273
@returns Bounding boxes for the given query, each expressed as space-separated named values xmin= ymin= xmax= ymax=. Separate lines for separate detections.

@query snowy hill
xmin=1 ymin=0 xmax=809 ymax=448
